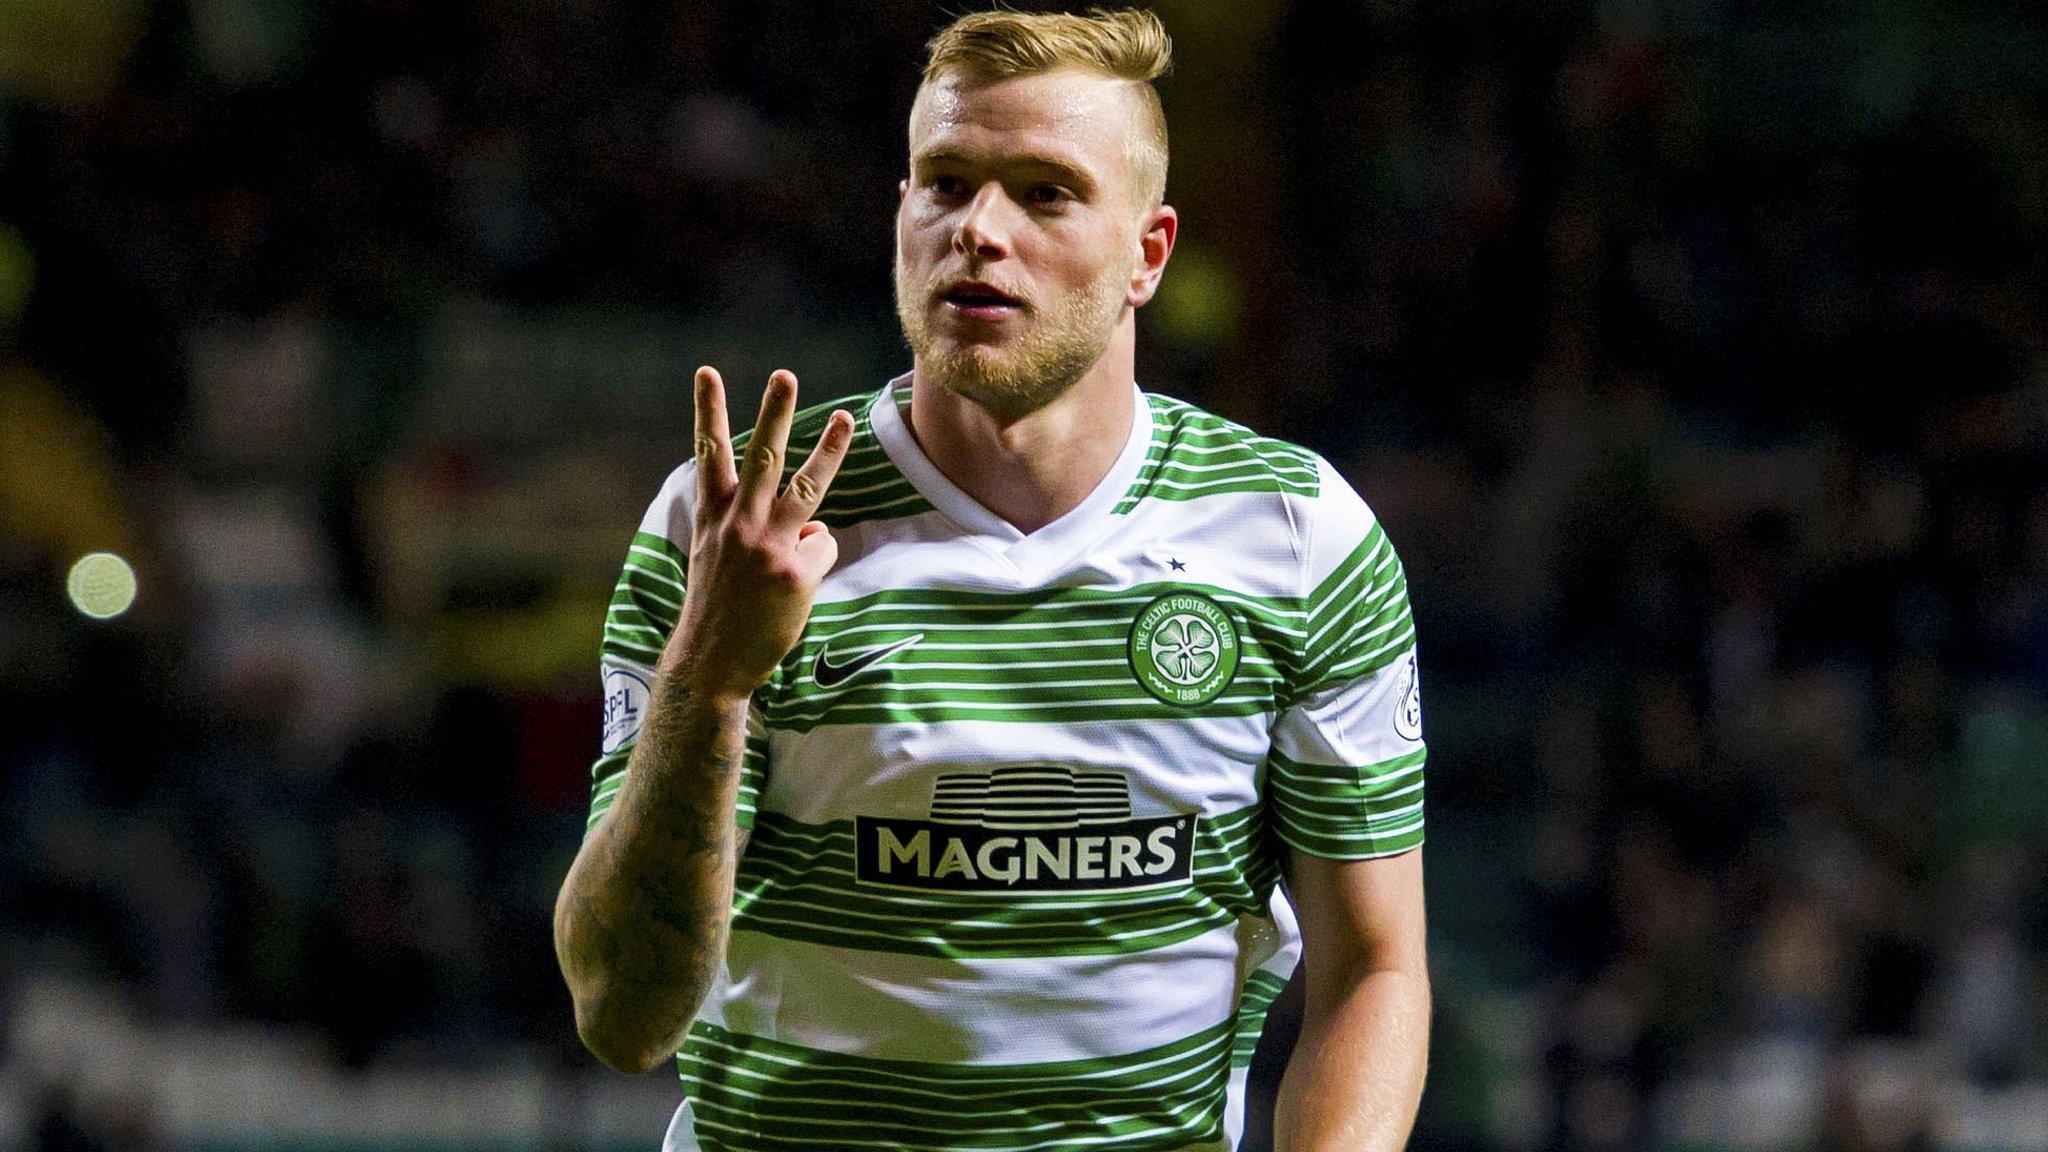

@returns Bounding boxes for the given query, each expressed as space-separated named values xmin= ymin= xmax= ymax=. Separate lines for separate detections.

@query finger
xmin=792 ymin=520 xmax=840 ymax=584
xmin=773 ymin=410 xmax=855 ymax=531
xmin=694 ymin=366 xmax=737 ymax=502
xmin=738 ymin=369 xmax=798 ymax=513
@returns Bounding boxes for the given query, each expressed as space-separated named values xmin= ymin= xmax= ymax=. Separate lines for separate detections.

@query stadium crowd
xmin=1 ymin=1 xmax=2044 ymax=1148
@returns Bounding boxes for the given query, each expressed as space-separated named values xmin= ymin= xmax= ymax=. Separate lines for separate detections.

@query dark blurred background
xmin=3 ymin=0 xmax=2046 ymax=1148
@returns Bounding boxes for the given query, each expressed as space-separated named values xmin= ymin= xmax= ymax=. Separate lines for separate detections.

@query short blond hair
xmin=921 ymin=7 xmax=1173 ymax=207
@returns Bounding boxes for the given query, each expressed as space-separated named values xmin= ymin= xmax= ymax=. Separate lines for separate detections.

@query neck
xmin=908 ymin=325 xmax=1137 ymax=534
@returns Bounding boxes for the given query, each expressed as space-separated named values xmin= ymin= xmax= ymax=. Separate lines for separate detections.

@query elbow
xmin=580 ymin=1026 xmax=667 ymax=1076
xmin=564 ymin=953 xmax=713 ymax=1076
xmin=573 ymin=992 xmax=688 ymax=1076
xmin=553 ymin=867 xmax=720 ymax=1075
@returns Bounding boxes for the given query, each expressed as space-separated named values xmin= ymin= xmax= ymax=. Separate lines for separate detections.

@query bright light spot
xmin=67 ymin=551 xmax=137 ymax=620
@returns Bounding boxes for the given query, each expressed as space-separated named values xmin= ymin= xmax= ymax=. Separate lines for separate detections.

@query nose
xmin=953 ymin=182 xmax=1011 ymax=262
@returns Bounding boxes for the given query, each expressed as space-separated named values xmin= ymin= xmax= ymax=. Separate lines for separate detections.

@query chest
xmin=752 ymin=503 xmax=1308 ymax=827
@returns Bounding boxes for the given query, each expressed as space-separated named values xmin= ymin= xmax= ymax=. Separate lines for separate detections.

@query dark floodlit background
xmin=3 ymin=1 xmax=2046 ymax=1149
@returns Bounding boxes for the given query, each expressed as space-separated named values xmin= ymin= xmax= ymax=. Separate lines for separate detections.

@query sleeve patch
xmin=1393 ymin=652 xmax=1422 ymax=742
xmin=600 ymin=666 xmax=653 ymax=755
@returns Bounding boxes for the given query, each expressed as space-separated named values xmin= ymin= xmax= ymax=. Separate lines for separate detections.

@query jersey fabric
xmin=589 ymin=375 xmax=1425 ymax=1152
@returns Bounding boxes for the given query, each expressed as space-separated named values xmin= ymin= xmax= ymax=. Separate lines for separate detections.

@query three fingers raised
xmin=696 ymin=366 xmax=854 ymax=537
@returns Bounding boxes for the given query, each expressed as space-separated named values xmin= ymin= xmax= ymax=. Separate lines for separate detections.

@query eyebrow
xmin=911 ymin=147 xmax=1099 ymax=195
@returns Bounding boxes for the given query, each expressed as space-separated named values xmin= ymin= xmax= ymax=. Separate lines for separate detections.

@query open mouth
xmin=941 ymin=282 xmax=1024 ymax=318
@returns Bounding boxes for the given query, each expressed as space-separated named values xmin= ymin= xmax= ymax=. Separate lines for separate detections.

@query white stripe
xmin=811 ymin=615 xmax=1301 ymax=641
xmin=806 ymin=591 xmax=1301 ymax=627
xmin=614 ymin=578 xmax=682 ymax=612
xmin=689 ymin=912 xmax=1276 ymax=1069
xmin=1320 ymin=622 xmax=1416 ymax=679
xmin=691 ymin=1016 xmax=1228 ymax=1090
xmin=603 ymin=615 xmax=664 ymax=640
xmin=1270 ymin=758 xmax=1425 ymax=790
xmin=628 ymin=543 xmax=685 ymax=578
xmin=1302 ymin=536 xmax=1391 ymax=650
xmin=772 ymin=692 xmax=1274 ymax=724
xmin=791 ymin=652 xmax=1278 ymax=687
xmin=603 ymin=637 xmax=662 ymax=660
xmin=623 ymin=559 xmax=686 ymax=596
xmin=1277 ymin=815 xmax=1424 ymax=844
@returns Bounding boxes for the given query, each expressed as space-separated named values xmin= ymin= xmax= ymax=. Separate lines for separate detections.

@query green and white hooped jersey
xmin=591 ymin=376 xmax=1425 ymax=1152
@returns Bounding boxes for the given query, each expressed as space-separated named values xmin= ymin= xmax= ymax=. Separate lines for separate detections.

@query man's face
xmin=895 ymin=68 xmax=1165 ymax=419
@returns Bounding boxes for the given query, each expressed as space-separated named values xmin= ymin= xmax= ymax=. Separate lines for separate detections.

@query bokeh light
xmin=66 ymin=550 xmax=136 ymax=619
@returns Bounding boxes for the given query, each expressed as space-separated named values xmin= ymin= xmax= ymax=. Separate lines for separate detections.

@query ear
xmin=899 ymin=177 xmax=909 ymax=203
xmin=1126 ymin=204 xmax=1177 ymax=308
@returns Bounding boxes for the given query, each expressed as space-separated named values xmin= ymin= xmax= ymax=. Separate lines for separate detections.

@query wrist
xmin=655 ymin=651 xmax=757 ymax=709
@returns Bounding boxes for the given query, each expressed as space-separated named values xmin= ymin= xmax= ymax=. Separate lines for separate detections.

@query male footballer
xmin=554 ymin=9 xmax=1430 ymax=1150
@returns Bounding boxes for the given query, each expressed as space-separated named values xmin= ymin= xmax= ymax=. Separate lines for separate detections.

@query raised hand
xmin=662 ymin=366 xmax=854 ymax=699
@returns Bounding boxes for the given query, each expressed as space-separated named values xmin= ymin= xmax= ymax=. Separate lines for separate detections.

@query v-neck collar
xmin=869 ymin=372 xmax=1155 ymax=580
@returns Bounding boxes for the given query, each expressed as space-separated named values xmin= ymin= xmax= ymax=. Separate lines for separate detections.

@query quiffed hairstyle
xmin=921 ymin=7 xmax=1174 ymax=206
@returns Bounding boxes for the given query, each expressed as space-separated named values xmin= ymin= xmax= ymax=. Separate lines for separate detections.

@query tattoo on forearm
xmin=563 ymin=674 xmax=749 ymax=1054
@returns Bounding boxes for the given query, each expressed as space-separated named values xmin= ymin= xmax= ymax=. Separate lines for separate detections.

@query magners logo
xmin=854 ymin=765 xmax=1199 ymax=893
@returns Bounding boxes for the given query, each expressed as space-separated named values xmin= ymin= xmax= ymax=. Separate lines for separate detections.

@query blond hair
xmin=921 ymin=7 xmax=1173 ymax=206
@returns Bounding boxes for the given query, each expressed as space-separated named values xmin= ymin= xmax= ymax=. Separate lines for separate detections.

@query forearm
xmin=554 ymin=671 xmax=749 ymax=1073
xmin=1272 ymin=966 xmax=1431 ymax=1152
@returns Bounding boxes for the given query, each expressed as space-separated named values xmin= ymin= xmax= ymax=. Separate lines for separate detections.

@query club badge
xmin=1128 ymin=592 xmax=1241 ymax=706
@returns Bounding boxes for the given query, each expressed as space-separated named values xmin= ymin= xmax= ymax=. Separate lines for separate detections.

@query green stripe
xmin=590 ymin=529 xmax=687 ymax=830
xmin=765 ymin=696 xmax=1283 ymax=730
xmin=679 ymin=1018 xmax=1231 ymax=1151
xmin=602 ymin=530 xmax=688 ymax=670
xmin=1305 ymin=525 xmax=1385 ymax=624
xmin=1295 ymin=522 xmax=1416 ymax=697
xmin=735 ymin=391 xmax=935 ymax=528
xmin=763 ymin=583 xmax=1305 ymax=731
xmin=587 ymin=749 xmax=630 ymax=825
xmin=1113 ymin=396 xmax=1320 ymax=513
xmin=1232 ymin=970 xmax=1292 ymax=1068
xmin=1265 ymin=747 xmax=1426 ymax=860
xmin=589 ymin=527 xmax=768 ymax=832
xmin=730 ymin=804 xmax=1281 ymax=959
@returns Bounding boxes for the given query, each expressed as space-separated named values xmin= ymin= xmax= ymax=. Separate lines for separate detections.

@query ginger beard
xmin=894 ymin=233 xmax=1133 ymax=420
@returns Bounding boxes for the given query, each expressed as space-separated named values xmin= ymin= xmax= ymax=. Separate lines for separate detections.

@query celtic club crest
xmin=1128 ymin=592 xmax=1241 ymax=706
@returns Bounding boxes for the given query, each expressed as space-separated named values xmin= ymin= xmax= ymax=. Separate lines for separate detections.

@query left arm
xmin=1272 ymin=846 xmax=1429 ymax=1152
xmin=1269 ymin=458 xmax=1431 ymax=1149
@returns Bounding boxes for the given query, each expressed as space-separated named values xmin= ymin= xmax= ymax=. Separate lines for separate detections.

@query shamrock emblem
xmin=1154 ymin=614 xmax=1221 ymax=685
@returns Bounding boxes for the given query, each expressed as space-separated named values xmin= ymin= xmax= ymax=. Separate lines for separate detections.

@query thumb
xmin=793 ymin=520 xmax=839 ymax=583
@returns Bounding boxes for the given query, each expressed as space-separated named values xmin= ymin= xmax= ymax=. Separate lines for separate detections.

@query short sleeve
xmin=585 ymin=461 xmax=770 ymax=837
xmin=1265 ymin=457 xmax=1425 ymax=860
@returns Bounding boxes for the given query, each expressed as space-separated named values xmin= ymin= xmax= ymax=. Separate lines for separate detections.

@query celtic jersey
xmin=589 ymin=376 xmax=1425 ymax=1152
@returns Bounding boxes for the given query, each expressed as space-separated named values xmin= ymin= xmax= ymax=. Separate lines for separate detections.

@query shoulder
xmin=1298 ymin=455 xmax=1382 ymax=553
xmin=637 ymin=454 xmax=699 ymax=546
xmin=1133 ymin=393 xmax=1386 ymax=568
xmin=1137 ymin=392 xmax=1325 ymax=501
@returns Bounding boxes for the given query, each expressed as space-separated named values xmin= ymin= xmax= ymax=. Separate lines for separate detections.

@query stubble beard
xmin=895 ymin=249 xmax=1130 ymax=422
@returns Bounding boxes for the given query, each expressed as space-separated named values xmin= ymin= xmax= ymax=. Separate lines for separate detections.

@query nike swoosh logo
xmin=813 ymin=633 xmax=925 ymax=688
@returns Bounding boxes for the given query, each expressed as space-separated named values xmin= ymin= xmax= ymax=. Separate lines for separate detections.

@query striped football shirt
xmin=589 ymin=375 xmax=1425 ymax=1152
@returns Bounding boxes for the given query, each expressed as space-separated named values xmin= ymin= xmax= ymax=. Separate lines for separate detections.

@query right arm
xmin=553 ymin=672 xmax=749 ymax=1074
xmin=553 ymin=367 xmax=852 ymax=1074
